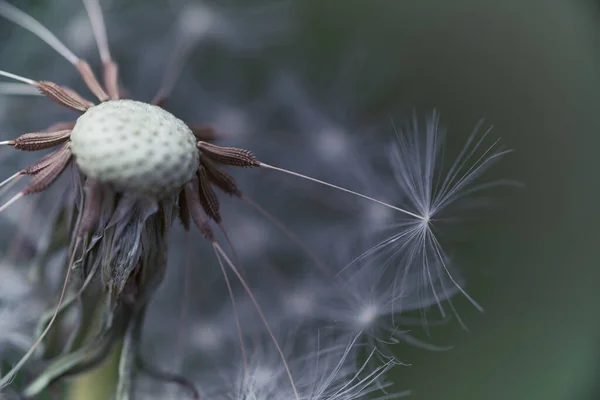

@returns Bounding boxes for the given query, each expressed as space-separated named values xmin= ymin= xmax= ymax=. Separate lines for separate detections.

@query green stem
xmin=115 ymin=308 xmax=144 ymax=400
xmin=67 ymin=340 xmax=122 ymax=400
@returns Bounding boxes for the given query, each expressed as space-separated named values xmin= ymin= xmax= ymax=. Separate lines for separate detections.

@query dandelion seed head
xmin=70 ymin=99 xmax=199 ymax=196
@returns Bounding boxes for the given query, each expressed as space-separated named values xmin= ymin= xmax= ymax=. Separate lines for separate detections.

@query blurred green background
xmin=312 ymin=1 xmax=600 ymax=399
xmin=281 ymin=0 xmax=600 ymax=399
xmin=2 ymin=0 xmax=599 ymax=399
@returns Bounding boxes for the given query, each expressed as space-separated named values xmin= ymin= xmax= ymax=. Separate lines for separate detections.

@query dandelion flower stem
xmin=115 ymin=308 xmax=145 ymax=400
xmin=68 ymin=340 xmax=122 ymax=400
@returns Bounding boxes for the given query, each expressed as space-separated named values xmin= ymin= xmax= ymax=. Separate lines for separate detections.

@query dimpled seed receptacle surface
xmin=70 ymin=100 xmax=199 ymax=196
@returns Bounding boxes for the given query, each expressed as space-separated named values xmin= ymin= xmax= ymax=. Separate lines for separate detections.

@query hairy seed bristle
xmin=63 ymin=87 xmax=96 ymax=109
xmin=201 ymin=158 xmax=242 ymax=197
xmin=35 ymin=81 xmax=94 ymax=112
xmin=23 ymin=146 xmax=72 ymax=194
xmin=23 ymin=142 xmax=71 ymax=175
xmin=6 ymin=129 xmax=71 ymax=151
xmin=197 ymin=166 xmax=221 ymax=223
xmin=197 ymin=141 xmax=259 ymax=168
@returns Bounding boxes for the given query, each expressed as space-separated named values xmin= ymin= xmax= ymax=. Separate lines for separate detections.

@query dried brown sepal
xmin=75 ymin=59 xmax=109 ymax=102
xmin=197 ymin=166 xmax=221 ymax=223
xmin=197 ymin=141 xmax=259 ymax=168
xmin=184 ymin=179 xmax=214 ymax=241
xmin=45 ymin=121 xmax=76 ymax=133
xmin=35 ymin=81 xmax=94 ymax=112
xmin=23 ymin=142 xmax=71 ymax=175
xmin=178 ymin=189 xmax=191 ymax=231
xmin=78 ymin=179 xmax=102 ymax=237
xmin=63 ymin=87 xmax=96 ymax=109
xmin=201 ymin=158 xmax=242 ymax=197
xmin=103 ymin=60 xmax=120 ymax=100
xmin=9 ymin=129 xmax=71 ymax=151
xmin=189 ymin=124 xmax=218 ymax=141
xmin=23 ymin=145 xmax=72 ymax=195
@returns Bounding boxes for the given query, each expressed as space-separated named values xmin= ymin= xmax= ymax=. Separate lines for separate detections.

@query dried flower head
xmin=0 ymin=1 xmax=269 ymax=395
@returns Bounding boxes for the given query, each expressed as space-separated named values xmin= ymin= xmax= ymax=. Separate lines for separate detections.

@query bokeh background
xmin=0 ymin=0 xmax=599 ymax=399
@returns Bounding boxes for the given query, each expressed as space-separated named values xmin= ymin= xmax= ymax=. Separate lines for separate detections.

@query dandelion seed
xmin=327 ymin=256 xmax=454 ymax=354
xmin=191 ymin=329 xmax=404 ymax=400
xmin=344 ymin=112 xmax=511 ymax=326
